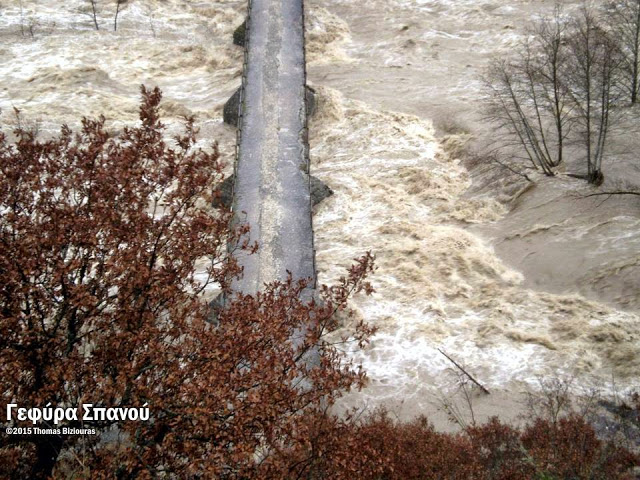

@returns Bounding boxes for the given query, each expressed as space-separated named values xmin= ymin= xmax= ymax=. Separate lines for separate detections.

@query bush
xmin=0 ymin=87 xmax=375 ymax=478
xmin=286 ymin=410 xmax=638 ymax=479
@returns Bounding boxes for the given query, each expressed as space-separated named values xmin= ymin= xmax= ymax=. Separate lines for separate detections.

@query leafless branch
xmin=438 ymin=348 xmax=490 ymax=395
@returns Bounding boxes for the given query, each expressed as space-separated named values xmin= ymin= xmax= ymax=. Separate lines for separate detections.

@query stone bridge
xmin=223 ymin=0 xmax=321 ymax=299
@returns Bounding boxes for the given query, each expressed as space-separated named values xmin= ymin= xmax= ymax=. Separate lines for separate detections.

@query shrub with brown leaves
xmin=289 ymin=410 xmax=638 ymax=480
xmin=0 ymin=87 xmax=376 ymax=479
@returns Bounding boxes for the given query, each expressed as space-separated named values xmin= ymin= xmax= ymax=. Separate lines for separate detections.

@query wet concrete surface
xmin=231 ymin=0 xmax=316 ymax=296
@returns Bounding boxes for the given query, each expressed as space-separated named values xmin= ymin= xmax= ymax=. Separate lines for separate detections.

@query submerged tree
xmin=484 ymin=7 xmax=574 ymax=176
xmin=485 ymin=5 xmax=624 ymax=184
xmin=567 ymin=6 xmax=624 ymax=184
xmin=114 ymin=0 xmax=126 ymax=31
xmin=0 ymin=87 xmax=376 ymax=478
xmin=606 ymin=0 xmax=640 ymax=104
xmin=87 ymin=0 xmax=99 ymax=30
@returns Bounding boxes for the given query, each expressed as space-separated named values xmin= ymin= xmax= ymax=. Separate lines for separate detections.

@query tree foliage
xmin=0 ymin=87 xmax=376 ymax=478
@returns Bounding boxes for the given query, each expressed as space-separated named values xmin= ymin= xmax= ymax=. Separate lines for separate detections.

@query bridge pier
xmin=223 ymin=85 xmax=316 ymax=127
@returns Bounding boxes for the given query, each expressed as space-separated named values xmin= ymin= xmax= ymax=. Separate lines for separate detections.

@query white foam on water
xmin=2 ymin=0 xmax=638 ymax=413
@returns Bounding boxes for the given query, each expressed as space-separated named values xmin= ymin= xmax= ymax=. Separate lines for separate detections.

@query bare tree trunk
xmin=538 ymin=5 xmax=572 ymax=167
xmin=90 ymin=0 xmax=99 ymax=31
xmin=567 ymin=7 xmax=596 ymax=181
xmin=567 ymin=6 xmax=623 ymax=185
xmin=19 ymin=0 xmax=25 ymax=37
xmin=605 ymin=0 xmax=640 ymax=104
xmin=114 ymin=0 xmax=123 ymax=32
xmin=583 ymin=190 xmax=640 ymax=197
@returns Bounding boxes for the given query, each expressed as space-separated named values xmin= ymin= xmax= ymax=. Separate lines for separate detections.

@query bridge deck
xmin=231 ymin=0 xmax=315 ymax=296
